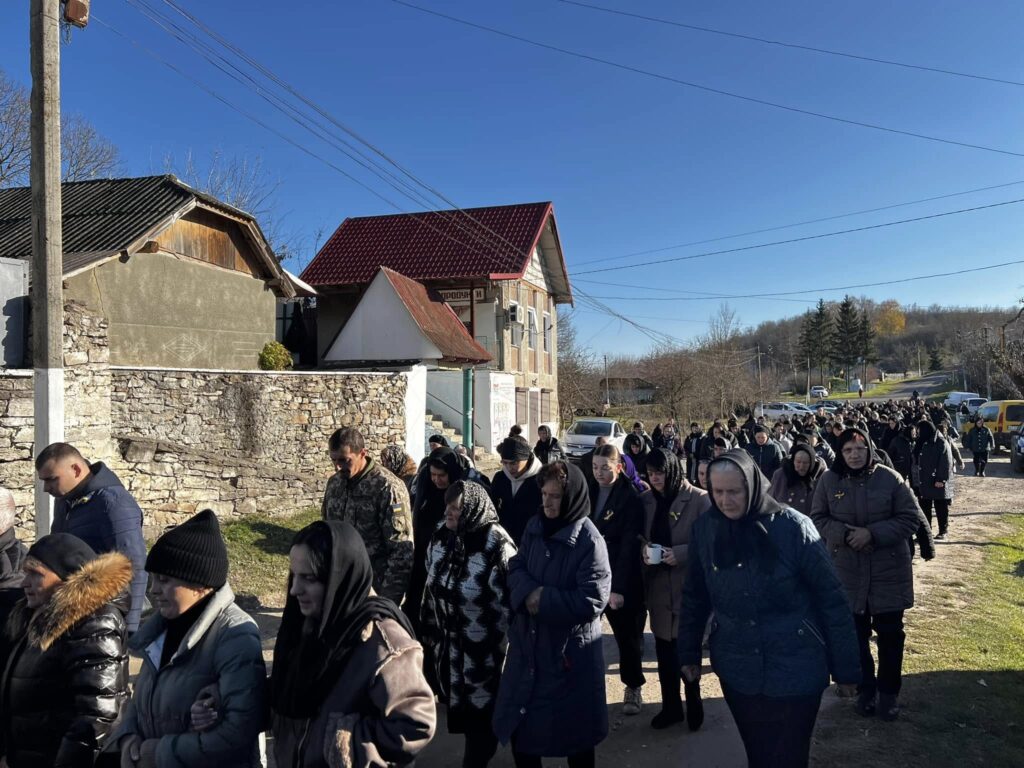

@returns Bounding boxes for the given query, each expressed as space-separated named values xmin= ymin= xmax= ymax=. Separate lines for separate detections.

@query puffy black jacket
xmin=490 ymin=457 xmax=543 ymax=547
xmin=745 ymin=441 xmax=785 ymax=480
xmin=0 ymin=552 xmax=131 ymax=768
xmin=534 ymin=438 xmax=565 ymax=465
xmin=51 ymin=462 xmax=148 ymax=631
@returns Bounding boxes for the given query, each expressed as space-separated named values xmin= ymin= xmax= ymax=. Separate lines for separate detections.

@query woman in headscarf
xmin=680 ymin=450 xmax=860 ymax=768
xmin=0 ymin=534 xmax=130 ymax=768
xmin=271 ymin=521 xmax=436 ymax=767
xmin=887 ymin=423 xmax=917 ymax=483
xmin=588 ymin=445 xmax=646 ymax=717
xmin=768 ymin=442 xmax=826 ymax=516
xmin=695 ymin=458 xmax=711 ymax=490
xmin=640 ymin=448 xmax=709 ymax=731
xmin=494 ymin=461 xmax=611 ymax=768
xmin=811 ymin=429 xmax=922 ymax=723
xmin=914 ymin=420 xmax=954 ymax=540
xmin=421 ymin=481 xmax=516 ymax=768
xmin=623 ymin=433 xmax=650 ymax=479
xmin=407 ymin=448 xmax=466 ymax=631
xmin=380 ymin=445 xmax=418 ymax=497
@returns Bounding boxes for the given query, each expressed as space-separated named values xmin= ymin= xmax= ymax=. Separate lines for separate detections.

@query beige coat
xmin=640 ymin=483 xmax=711 ymax=640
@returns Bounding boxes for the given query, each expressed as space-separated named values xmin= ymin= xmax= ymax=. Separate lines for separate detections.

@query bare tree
xmin=0 ymin=69 xmax=120 ymax=187
xmin=556 ymin=312 xmax=600 ymax=424
xmin=164 ymin=149 xmax=306 ymax=266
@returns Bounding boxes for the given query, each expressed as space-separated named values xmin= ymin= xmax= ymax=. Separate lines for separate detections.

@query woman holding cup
xmin=640 ymin=448 xmax=710 ymax=730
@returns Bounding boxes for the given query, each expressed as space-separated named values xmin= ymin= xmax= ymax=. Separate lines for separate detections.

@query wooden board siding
xmin=155 ymin=209 xmax=261 ymax=276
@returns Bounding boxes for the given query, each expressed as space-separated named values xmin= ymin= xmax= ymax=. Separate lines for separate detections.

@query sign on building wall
xmin=490 ymin=374 xmax=516 ymax=442
xmin=438 ymin=288 xmax=486 ymax=305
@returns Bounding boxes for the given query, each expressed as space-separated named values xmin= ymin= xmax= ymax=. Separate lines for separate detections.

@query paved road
xmin=865 ymin=370 xmax=952 ymax=401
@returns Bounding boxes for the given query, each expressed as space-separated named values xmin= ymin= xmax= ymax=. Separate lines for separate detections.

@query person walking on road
xmin=421 ymin=481 xmax=516 ymax=768
xmin=534 ymin=426 xmax=565 ymax=466
xmin=811 ymin=428 xmax=922 ymax=721
xmin=964 ymin=416 xmax=995 ymax=477
xmin=914 ymin=421 xmax=954 ymax=540
xmin=768 ymin=443 xmax=826 ymax=517
xmin=641 ymin=448 xmax=710 ymax=731
xmin=490 ymin=437 xmax=543 ymax=548
xmin=36 ymin=442 xmax=148 ymax=632
xmin=493 ymin=461 xmax=611 ymax=768
xmin=746 ymin=426 xmax=785 ymax=479
xmin=321 ymin=427 xmax=413 ymax=603
xmin=679 ymin=450 xmax=860 ymax=768
xmin=588 ymin=445 xmax=647 ymax=717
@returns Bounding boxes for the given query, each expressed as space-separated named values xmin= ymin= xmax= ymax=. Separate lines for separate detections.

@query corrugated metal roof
xmin=380 ymin=267 xmax=491 ymax=364
xmin=0 ymin=175 xmax=192 ymax=267
xmin=301 ymin=202 xmax=553 ymax=287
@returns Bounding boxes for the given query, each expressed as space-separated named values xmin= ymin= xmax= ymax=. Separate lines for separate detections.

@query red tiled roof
xmin=301 ymin=202 xmax=553 ymax=286
xmin=381 ymin=267 xmax=492 ymax=364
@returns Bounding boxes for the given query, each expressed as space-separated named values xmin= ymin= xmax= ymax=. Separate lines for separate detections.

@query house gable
xmin=153 ymin=208 xmax=267 ymax=278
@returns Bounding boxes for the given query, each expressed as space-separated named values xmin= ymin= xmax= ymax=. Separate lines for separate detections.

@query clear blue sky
xmin=3 ymin=0 xmax=1024 ymax=353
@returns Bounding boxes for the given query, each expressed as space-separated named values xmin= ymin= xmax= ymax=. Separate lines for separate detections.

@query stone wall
xmin=0 ymin=302 xmax=115 ymax=532
xmin=110 ymin=368 xmax=408 ymax=478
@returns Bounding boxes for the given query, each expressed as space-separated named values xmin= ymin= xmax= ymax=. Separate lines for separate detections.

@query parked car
xmin=1011 ymin=425 xmax=1024 ymax=473
xmin=756 ymin=402 xmax=813 ymax=421
xmin=561 ymin=417 xmax=627 ymax=458
xmin=809 ymin=385 xmax=829 ymax=398
xmin=970 ymin=400 xmax=1024 ymax=451
xmin=958 ymin=397 xmax=988 ymax=416
xmin=943 ymin=391 xmax=982 ymax=409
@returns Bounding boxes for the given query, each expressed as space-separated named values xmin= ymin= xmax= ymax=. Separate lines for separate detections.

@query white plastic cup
xmin=647 ymin=544 xmax=663 ymax=564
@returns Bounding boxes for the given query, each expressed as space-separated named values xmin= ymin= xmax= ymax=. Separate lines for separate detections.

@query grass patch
xmin=812 ymin=514 xmax=1024 ymax=766
xmin=827 ymin=376 xmax=926 ymax=400
xmin=221 ymin=507 xmax=320 ymax=608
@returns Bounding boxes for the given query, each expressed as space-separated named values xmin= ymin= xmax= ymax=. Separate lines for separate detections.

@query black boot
xmin=651 ymin=705 xmax=685 ymax=729
xmin=856 ymin=690 xmax=877 ymax=717
xmin=684 ymin=681 xmax=704 ymax=732
xmin=878 ymin=693 xmax=900 ymax=721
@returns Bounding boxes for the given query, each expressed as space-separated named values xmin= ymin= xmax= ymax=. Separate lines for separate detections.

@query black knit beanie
xmin=499 ymin=435 xmax=532 ymax=461
xmin=146 ymin=509 xmax=228 ymax=588
xmin=27 ymin=533 xmax=96 ymax=579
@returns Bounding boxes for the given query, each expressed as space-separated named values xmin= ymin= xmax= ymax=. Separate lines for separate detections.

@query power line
xmin=554 ymin=0 xmax=1024 ymax=88
xmin=572 ymin=277 xmax=815 ymax=303
xmin=575 ymin=196 xmax=1024 ymax=275
xmin=581 ymin=258 xmax=1024 ymax=301
xmin=570 ymin=178 xmax=1024 ymax=267
xmin=388 ymin=0 xmax=1024 ymax=159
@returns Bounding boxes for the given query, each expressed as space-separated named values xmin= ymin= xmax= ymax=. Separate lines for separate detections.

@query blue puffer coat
xmin=493 ymin=463 xmax=611 ymax=758
xmin=678 ymin=450 xmax=860 ymax=698
xmin=51 ymin=463 xmax=148 ymax=631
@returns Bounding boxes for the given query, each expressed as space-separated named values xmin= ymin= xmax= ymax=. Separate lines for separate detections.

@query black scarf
xmin=160 ymin=592 xmax=215 ymax=669
xmin=707 ymin=449 xmax=785 ymax=572
xmin=781 ymin=444 xmax=824 ymax=488
xmin=541 ymin=461 xmax=590 ymax=539
xmin=270 ymin=521 xmax=414 ymax=719
xmin=832 ymin=427 xmax=880 ymax=477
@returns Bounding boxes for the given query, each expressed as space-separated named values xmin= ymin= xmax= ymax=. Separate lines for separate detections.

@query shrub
xmin=258 ymin=341 xmax=293 ymax=371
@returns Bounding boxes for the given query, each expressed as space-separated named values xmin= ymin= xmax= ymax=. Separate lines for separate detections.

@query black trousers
xmin=512 ymin=749 xmax=594 ymax=768
xmin=972 ymin=451 xmax=989 ymax=475
xmin=919 ymin=498 xmax=950 ymax=535
xmin=463 ymin=729 xmax=500 ymax=768
xmin=654 ymin=636 xmax=682 ymax=711
xmin=606 ymin=602 xmax=646 ymax=689
xmin=722 ymin=686 xmax=822 ymax=768
xmin=854 ymin=609 xmax=906 ymax=696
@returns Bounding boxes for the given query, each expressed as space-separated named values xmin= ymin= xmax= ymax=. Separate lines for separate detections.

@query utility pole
xmin=984 ymin=326 xmax=992 ymax=400
xmin=756 ymin=344 xmax=763 ymax=400
xmin=603 ymin=354 xmax=610 ymax=409
xmin=30 ymin=0 xmax=66 ymax=535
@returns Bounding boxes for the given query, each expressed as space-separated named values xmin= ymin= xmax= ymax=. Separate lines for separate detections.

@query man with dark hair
xmin=632 ymin=422 xmax=654 ymax=450
xmin=35 ymin=442 xmax=148 ymax=631
xmin=321 ymin=428 xmax=413 ymax=603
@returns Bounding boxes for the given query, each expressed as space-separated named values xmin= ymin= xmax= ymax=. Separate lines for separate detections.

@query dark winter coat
xmin=745 ymin=440 xmax=785 ymax=480
xmin=965 ymin=426 xmax=996 ymax=455
xmin=916 ymin=427 xmax=954 ymax=501
xmin=811 ymin=464 xmax=922 ymax=615
xmin=588 ymin=474 xmax=644 ymax=604
xmin=0 ymin=553 xmax=131 ymax=768
xmin=490 ymin=456 xmax=543 ymax=547
xmin=493 ymin=516 xmax=611 ymax=756
xmin=887 ymin=433 xmax=916 ymax=482
xmin=640 ymin=482 xmax=710 ymax=640
xmin=0 ymin=529 xmax=26 ymax=635
xmin=768 ymin=448 xmax=826 ymax=517
xmin=421 ymin=483 xmax=516 ymax=733
xmin=534 ymin=438 xmax=566 ymax=465
xmin=51 ymin=463 xmax=148 ymax=631
xmin=678 ymin=453 xmax=860 ymax=698
xmin=108 ymin=584 xmax=267 ymax=767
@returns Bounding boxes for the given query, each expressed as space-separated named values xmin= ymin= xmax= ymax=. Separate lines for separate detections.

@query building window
xmin=527 ymin=307 xmax=538 ymax=349
xmin=543 ymin=312 xmax=551 ymax=352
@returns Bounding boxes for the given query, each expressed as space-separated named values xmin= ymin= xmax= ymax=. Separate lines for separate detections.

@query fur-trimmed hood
xmin=7 ymin=551 xmax=132 ymax=651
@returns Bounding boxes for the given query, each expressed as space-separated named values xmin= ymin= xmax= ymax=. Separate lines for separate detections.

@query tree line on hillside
xmin=558 ymin=298 xmax=1024 ymax=425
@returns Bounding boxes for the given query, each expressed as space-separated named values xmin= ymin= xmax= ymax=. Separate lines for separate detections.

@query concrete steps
xmin=425 ymin=410 xmax=462 ymax=446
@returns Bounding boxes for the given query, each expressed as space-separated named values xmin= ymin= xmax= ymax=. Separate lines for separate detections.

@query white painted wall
xmin=426 ymin=369 xmax=465 ymax=439
xmin=404 ymin=365 xmax=427 ymax=464
xmin=476 ymin=371 xmax=516 ymax=453
xmin=325 ymin=271 xmax=441 ymax=362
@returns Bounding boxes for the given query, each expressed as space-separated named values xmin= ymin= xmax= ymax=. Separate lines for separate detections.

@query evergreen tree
xmin=928 ymin=346 xmax=944 ymax=371
xmin=831 ymin=296 xmax=861 ymax=387
xmin=802 ymin=299 xmax=833 ymax=385
xmin=857 ymin=308 xmax=877 ymax=382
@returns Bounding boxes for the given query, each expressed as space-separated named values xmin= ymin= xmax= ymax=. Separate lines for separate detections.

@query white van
xmin=943 ymin=391 xmax=981 ymax=409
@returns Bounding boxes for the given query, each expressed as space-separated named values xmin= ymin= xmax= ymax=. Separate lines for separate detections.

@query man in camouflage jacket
xmin=322 ymin=428 xmax=413 ymax=604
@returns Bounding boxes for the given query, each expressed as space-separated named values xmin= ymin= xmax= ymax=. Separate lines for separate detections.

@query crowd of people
xmin=0 ymin=389 xmax=984 ymax=767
